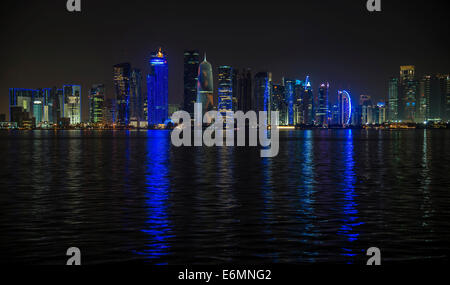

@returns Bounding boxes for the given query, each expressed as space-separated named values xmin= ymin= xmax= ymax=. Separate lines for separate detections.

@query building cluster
xmin=5 ymin=51 xmax=450 ymax=129
xmin=388 ymin=66 xmax=450 ymax=123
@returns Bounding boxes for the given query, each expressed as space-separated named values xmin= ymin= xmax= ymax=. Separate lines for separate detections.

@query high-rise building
xmin=103 ymin=98 xmax=117 ymax=125
xmin=388 ymin=77 xmax=399 ymax=122
xmin=338 ymin=90 xmax=352 ymax=126
xmin=302 ymin=76 xmax=314 ymax=125
xmin=217 ymin=66 xmax=233 ymax=117
xmin=113 ymin=63 xmax=131 ymax=125
xmin=33 ymin=90 xmax=44 ymax=125
xmin=316 ymin=82 xmax=329 ymax=126
xmin=130 ymin=69 xmax=144 ymax=123
xmin=283 ymin=78 xmax=295 ymax=125
xmin=360 ymin=95 xmax=374 ymax=124
xmin=197 ymin=53 xmax=214 ymax=115
xmin=271 ymin=83 xmax=287 ymax=125
xmin=417 ymin=75 xmax=431 ymax=122
xmin=89 ymin=84 xmax=105 ymax=124
xmin=183 ymin=50 xmax=200 ymax=115
xmin=147 ymin=48 xmax=169 ymax=125
xmin=63 ymin=85 xmax=81 ymax=124
xmin=293 ymin=80 xmax=304 ymax=125
xmin=253 ymin=72 xmax=272 ymax=114
xmin=375 ymin=102 xmax=387 ymax=124
xmin=237 ymin=68 xmax=252 ymax=112
xmin=399 ymin=66 xmax=417 ymax=122
xmin=444 ymin=75 xmax=450 ymax=121
xmin=9 ymin=88 xmax=34 ymax=122
xmin=429 ymin=74 xmax=450 ymax=121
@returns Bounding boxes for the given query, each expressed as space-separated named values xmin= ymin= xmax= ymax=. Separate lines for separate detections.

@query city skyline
xmin=1 ymin=0 xmax=449 ymax=120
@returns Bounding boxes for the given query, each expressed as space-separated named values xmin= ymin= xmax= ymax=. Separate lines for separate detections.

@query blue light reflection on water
xmin=135 ymin=130 xmax=173 ymax=263
xmin=338 ymin=130 xmax=363 ymax=263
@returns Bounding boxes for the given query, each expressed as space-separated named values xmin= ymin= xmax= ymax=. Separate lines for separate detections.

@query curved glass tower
xmin=197 ymin=54 xmax=214 ymax=114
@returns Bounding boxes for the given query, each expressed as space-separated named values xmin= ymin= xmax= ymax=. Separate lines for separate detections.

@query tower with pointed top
xmin=197 ymin=53 xmax=214 ymax=114
xmin=147 ymin=47 xmax=169 ymax=125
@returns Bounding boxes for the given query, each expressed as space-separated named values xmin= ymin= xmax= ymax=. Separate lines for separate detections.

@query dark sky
xmin=1 ymin=0 xmax=449 ymax=120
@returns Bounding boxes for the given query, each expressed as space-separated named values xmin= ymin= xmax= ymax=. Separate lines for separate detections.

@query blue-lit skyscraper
xmin=316 ymin=82 xmax=329 ymax=126
xmin=114 ymin=63 xmax=131 ymax=126
xmin=147 ymin=48 xmax=169 ymax=125
xmin=283 ymin=78 xmax=295 ymax=125
xmin=302 ymin=76 xmax=314 ymax=125
xmin=218 ymin=65 xmax=233 ymax=116
xmin=338 ymin=90 xmax=352 ymax=126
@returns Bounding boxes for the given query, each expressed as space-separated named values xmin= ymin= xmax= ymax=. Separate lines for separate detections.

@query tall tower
xmin=89 ymin=84 xmax=105 ymax=124
xmin=113 ymin=63 xmax=131 ymax=125
xmin=237 ymin=68 xmax=252 ymax=112
xmin=338 ymin=90 xmax=352 ymax=126
xmin=399 ymin=65 xmax=417 ymax=122
xmin=253 ymin=72 xmax=272 ymax=113
xmin=130 ymin=68 xmax=143 ymax=123
xmin=388 ymin=77 xmax=399 ymax=122
xmin=197 ymin=53 xmax=214 ymax=114
xmin=63 ymin=85 xmax=82 ymax=124
xmin=283 ymin=78 xmax=295 ymax=125
xmin=302 ymin=76 xmax=314 ymax=125
xmin=217 ymin=65 xmax=233 ymax=117
xmin=183 ymin=50 xmax=200 ymax=115
xmin=147 ymin=47 xmax=169 ymax=125
xmin=316 ymin=82 xmax=330 ymax=126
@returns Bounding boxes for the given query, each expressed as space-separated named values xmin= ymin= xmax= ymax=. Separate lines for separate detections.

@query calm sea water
xmin=0 ymin=129 xmax=449 ymax=265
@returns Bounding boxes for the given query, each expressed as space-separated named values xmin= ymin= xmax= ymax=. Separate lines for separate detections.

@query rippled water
xmin=0 ymin=129 xmax=449 ymax=265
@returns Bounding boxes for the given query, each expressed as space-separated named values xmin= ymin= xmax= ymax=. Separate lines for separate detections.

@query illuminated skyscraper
xmin=113 ymin=63 xmax=131 ymax=125
xmin=417 ymin=75 xmax=431 ymax=122
xmin=293 ymin=80 xmax=304 ymax=125
xmin=33 ymin=90 xmax=44 ymax=125
xmin=388 ymin=77 xmax=399 ymax=122
xmin=218 ymin=65 xmax=233 ymax=116
xmin=184 ymin=50 xmax=200 ymax=115
xmin=253 ymin=72 xmax=272 ymax=114
xmin=130 ymin=69 xmax=144 ymax=123
xmin=399 ymin=65 xmax=417 ymax=122
xmin=338 ymin=90 xmax=352 ymax=126
xmin=89 ymin=84 xmax=105 ymax=123
xmin=316 ymin=82 xmax=329 ymax=126
xmin=63 ymin=85 xmax=81 ymax=124
xmin=283 ymin=78 xmax=295 ymax=125
xmin=147 ymin=48 xmax=169 ymax=125
xmin=9 ymin=88 xmax=34 ymax=122
xmin=271 ymin=83 xmax=287 ymax=125
xmin=302 ymin=76 xmax=314 ymax=125
xmin=197 ymin=53 xmax=214 ymax=114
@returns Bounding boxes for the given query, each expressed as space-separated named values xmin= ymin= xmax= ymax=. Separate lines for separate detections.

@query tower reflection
xmin=338 ymin=130 xmax=363 ymax=263
xmin=137 ymin=130 xmax=173 ymax=263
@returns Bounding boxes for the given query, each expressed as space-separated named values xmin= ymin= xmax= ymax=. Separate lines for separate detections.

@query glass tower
xmin=316 ymin=82 xmax=329 ymax=126
xmin=388 ymin=77 xmax=399 ymax=122
xmin=218 ymin=65 xmax=233 ymax=117
xmin=184 ymin=50 xmax=200 ymax=115
xmin=197 ymin=53 xmax=214 ymax=114
xmin=89 ymin=84 xmax=105 ymax=124
xmin=113 ymin=63 xmax=131 ymax=126
xmin=63 ymin=85 xmax=81 ymax=124
xmin=283 ymin=78 xmax=295 ymax=125
xmin=147 ymin=48 xmax=169 ymax=125
xmin=130 ymin=68 xmax=144 ymax=122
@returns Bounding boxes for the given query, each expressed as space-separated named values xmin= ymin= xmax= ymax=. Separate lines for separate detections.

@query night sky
xmin=1 ymin=0 xmax=449 ymax=121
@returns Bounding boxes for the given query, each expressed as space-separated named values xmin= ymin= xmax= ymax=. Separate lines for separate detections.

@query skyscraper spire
xmin=204 ymin=52 xmax=207 ymax=62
